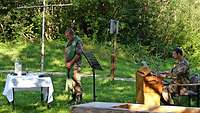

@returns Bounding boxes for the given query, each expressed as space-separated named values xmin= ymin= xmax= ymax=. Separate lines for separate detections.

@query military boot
xmin=75 ymin=94 xmax=82 ymax=104
xmin=68 ymin=94 xmax=76 ymax=104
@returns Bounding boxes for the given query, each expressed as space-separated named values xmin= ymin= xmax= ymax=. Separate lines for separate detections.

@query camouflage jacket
xmin=64 ymin=35 xmax=83 ymax=64
xmin=171 ymin=58 xmax=190 ymax=84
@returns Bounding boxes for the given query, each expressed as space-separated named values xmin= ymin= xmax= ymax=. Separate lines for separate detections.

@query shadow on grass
xmin=15 ymin=40 xmax=66 ymax=72
xmin=0 ymin=53 xmax=13 ymax=70
xmin=82 ymin=77 xmax=136 ymax=103
xmin=1 ymin=74 xmax=197 ymax=113
xmin=0 ymin=74 xmax=12 ymax=113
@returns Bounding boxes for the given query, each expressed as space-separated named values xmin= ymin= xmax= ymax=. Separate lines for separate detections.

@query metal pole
xmin=12 ymin=88 xmax=15 ymax=110
xmin=92 ymin=68 xmax=96 ymax=101
xmin=41 ymin=0 xmax=45 ymax=72
xmin=198 ymin=85 xmax=199 ymax=107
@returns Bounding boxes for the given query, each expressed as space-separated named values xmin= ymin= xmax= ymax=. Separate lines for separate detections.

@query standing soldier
xmin=161 ymin=47 xmax=190 ymax=104
xmin=64 ymin=28 xmax=83 ymax=104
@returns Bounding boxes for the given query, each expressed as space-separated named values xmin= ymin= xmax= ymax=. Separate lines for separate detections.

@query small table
xmin=2 ymin=73 xmax=54 ymax=109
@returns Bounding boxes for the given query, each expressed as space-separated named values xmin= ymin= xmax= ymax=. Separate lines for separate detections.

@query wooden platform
xmin=71 ymin=102 xmax=200 ymax=113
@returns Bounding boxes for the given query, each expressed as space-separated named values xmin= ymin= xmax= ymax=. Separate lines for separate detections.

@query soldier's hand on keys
xmin=159 ymin=73 xmax=167 ymax=78
xmin=160 ymin=71 xmax=172 ymax=78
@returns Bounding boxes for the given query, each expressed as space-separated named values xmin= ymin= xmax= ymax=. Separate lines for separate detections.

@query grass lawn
xmin=0 ymin=40 xmax=198 ymax=113
xmin=0 ymin=40 xmax=175 ymax=78
xmin=0 ymin=74 xmax=135 ymax=113
xmin=0 ymin=73 xmax=198 ymax=113
xmin=0 ymin=40 xmax=138 ymax=78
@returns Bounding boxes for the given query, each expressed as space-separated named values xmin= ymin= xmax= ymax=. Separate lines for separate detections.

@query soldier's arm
xmin=172 ymin=63 xmax=188 ymax=75
xmin=71 ymin=42 xmax=83 ymax=81
xmin=64 ymin=49 xmax=67 ymax=62
xmin=64 ymin=48 xmax=67 ymax=66
xmin=64 ymin=44 xmax=71 ymax=78
xmin=68 ymin=42 xmax=83 ymax=66
xmin=159 ymin=70 xmax=172 ymax=78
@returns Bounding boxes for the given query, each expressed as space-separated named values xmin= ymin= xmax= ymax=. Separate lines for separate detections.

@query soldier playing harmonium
xmin=136 ymin=47 xmax=190 ymax=105
xmin=159 ymin=47 xmax=190 ymax=104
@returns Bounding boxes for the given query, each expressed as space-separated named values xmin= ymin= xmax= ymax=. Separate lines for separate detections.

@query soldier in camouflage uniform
xmin=161 ymin=47 xmax=190 ymax=104
xmin=64 ymin=28 xmax=83 ymax=104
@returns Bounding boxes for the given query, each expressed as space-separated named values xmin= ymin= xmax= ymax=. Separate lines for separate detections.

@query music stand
xmin=83 ymin=51 xmax=102 ymax=102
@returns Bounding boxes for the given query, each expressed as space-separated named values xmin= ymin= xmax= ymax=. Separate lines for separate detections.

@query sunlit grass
xmin=1 ymin=39 xmax=195 ymax=78
xmin=0 ymin=74 xmax=136 ymax=113
xmin=0 ymin=40 xmax=139 ymax=77
xmin=0 ymin=40 xmax=200 ymax=113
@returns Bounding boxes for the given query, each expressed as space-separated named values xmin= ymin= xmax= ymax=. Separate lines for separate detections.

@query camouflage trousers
xmin=162 ymin=85 xmax=175 ymax=104
xmin=65 ymin=65 xmax=82 ymax=104
xmin=162 ymin=84 xmax=188 ymax=105
xmin=65 ymin=79 xmax=82 ymax=97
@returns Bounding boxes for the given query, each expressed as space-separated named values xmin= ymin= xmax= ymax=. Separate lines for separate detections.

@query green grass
xmin=0 ymin=40 xmax=138 ymax=78
xmin=0 ymin=40 xmax=175 ymax=78
xmin=0 ymin=40 xmax=199 ymax=112
xmin=0 ymin=73 xmax=199 ymax=113
xmin=0 ymin=74 xmax=135 ymax=113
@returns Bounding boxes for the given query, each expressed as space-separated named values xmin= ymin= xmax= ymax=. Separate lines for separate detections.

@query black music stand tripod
xmin=83 ymin=51 xmax=102 ymax=102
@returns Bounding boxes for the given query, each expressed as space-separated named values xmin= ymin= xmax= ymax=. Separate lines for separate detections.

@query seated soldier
xmin=160 ymin=47 xmax=190 ymax=104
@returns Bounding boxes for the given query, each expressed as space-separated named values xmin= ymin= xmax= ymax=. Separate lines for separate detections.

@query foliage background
xmin=0 ymin=1 xmax=200 ymax=112
xmin=0 ymin=0 xmax=200 ymax=72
